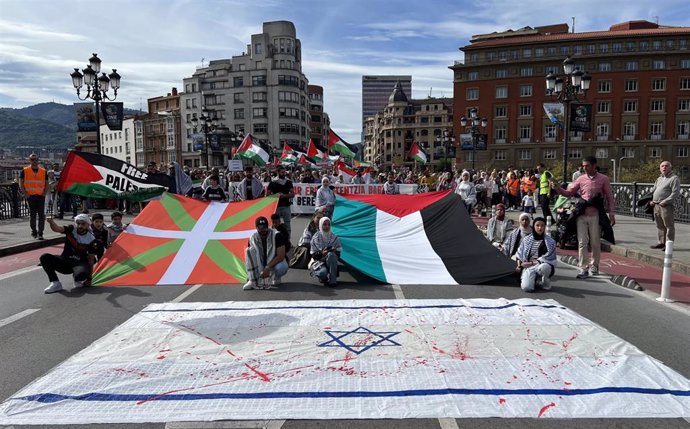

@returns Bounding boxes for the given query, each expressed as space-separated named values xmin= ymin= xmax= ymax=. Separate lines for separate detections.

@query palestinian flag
xmin=353 ymin=160 xmax=371 ymax=168
xmin=298 ymin=153 xmax=318 ymax=169
xmin=92 ymin=193 xmax=279 ymax=285
xmin=237 ymin=134 xmax=270 ymax=166
xmin=408 ymin=142 xmax=428 ymax=163
xmin=307 ymin=139 xmax=328 ymax=160
xmin=280 ymin=142 xmax=299 ymax=164
xmin=328 ymin=129 xmax=358 ymax=157
xmin=332 ymin=191 xmax=515 ymax=285
xmin=56 ymin=151 xmax=168 ymax=202
xmin=336 ymin=159 xmax=356 ymax=183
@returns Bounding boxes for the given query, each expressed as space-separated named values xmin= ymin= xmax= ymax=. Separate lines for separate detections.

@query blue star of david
xmin=318 ymin=326 xmax=401 ymax=355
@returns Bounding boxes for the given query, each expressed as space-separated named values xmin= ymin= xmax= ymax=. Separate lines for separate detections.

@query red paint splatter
xmin=499 ymin=398 xmax=506 ymax=405
xmin=538 ymin=402 xmax=556 ymax=417
xmin=265 ymin=349 xmax=275 ymax=353
xmin=542 ymin=341 xmax=557 ymax=345
xmin=564 ymin=381 xmax=572 ymax=385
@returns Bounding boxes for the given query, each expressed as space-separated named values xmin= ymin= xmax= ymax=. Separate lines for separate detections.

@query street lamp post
xmin=460 ymin=108 xmax=487 ymax=172
xmin=435 ymin=130 xmax=454 ymax=170
xmin=545 ymin=56 xmax=592 ymax=184
xmin=191 ymin=108 xmax=218 ymax=168
xmin=70 ymin=53 xmax=121 ymax=154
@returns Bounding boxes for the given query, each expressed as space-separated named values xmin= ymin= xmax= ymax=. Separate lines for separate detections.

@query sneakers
xmin=576 ymin=269 xmax=589 ymax=279
xmin=31 ymin=231 xmax=37 ymax=239
xmin=541 ymin=275 xmax=552 ymax=291
xmin=44 ymin=281 xmax=63 ymax=294
xmin=243 ymin=281 xmax=257 ymax=290
xmin=271 ymin=276 xmax=282 ymax=286
xmin=37 ymin=234 xmax=44 ymax=240
xmin=589 ymin=266 xmax=599 ymax=276
xmin=650 ymin=243 xmax=665 ymax=249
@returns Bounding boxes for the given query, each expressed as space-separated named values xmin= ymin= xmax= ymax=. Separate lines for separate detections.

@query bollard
xmin=546 ymin=216 xmax=552 ymax=237
xmin=656 ymin=240 xmax=675 ymax=303
xmin=490 ymin=205 xmax=496 ymax=219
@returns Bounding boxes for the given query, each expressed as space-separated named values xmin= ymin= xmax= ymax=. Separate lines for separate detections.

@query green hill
xmin=0 ymin=109 xmax=76 ymax=149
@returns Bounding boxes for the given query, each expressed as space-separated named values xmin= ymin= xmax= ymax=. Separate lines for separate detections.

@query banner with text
xmin=100 ymin=102 xmax=124 ymax=131
xmin=569 ymin=103 xmax=593 ymax=132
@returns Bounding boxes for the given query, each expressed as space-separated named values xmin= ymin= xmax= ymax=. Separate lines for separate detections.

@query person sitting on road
xmin=515 ymin=217 xmax=557 ymax=293
xmin=485 ymin=203 xmax=513 ymax=251
xmin=315 ymin=177 xmax=336 ymax=218
xmin=503 ymin=213 xmax=532 ymax=260
xmin=243 ymin=216 xmax=289 ymax=290
xmin=40 ymin=213 xmax=100 ymax=293
xmin=309 ymin=217 xmax=342 ymax=287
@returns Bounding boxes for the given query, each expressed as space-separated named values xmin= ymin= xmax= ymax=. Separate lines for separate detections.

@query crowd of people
xmin=20 ymin=152 xmax=681 ymax=296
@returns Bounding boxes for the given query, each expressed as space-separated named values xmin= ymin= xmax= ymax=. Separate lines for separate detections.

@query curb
xmin=0 ymin=237 xmax=63 ymax=258
xmin=602 ymin=241 xmax=690 ymax=277
xmin=559 ymin=255 xmax=643 ymax=291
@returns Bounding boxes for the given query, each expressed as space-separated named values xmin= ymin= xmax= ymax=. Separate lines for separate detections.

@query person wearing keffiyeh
xmin=515 ymin=217 xmax=557 ymax=292
xmin=309 ymin=217 xmax=341 ymax=287
xmin=243 ymin=216 xmax=289 ymax=290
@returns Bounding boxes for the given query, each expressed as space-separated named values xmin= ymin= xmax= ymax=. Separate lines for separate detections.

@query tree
xmin=620 ymin=160 xmax=660 ymax=183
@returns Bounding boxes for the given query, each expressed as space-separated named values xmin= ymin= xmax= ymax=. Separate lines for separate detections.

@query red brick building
xmin=450 ymin=20 xmax=690 ymax=176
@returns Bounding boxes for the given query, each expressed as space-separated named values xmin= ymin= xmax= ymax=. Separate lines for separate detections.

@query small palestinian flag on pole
xmin=336 ymin=159 xmax=356 ymax=183
xmin=56 ymin=151 xmax=169 ymax=202
xmin=408 ymin=142 xmax=428 ymax=164
xmin=236 ymin=133 xmax=270 ymax=166
xmin=307 ymin=138 xmax=328 ymax=161
xmin=280 ymin=142 xmax=299 ymax=164
xmin=328 ymin=129 xmax=358 ymax=158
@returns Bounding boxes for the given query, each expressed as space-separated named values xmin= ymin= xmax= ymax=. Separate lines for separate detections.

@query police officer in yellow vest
xmin=19 ymin=153 xmax=48 ymax=240
xmin=536 ymin=163 xmax=554 ymax=223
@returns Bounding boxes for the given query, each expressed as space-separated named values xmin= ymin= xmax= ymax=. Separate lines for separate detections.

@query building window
xmin=677 ymin=121 xmax=690 ymax=138
xmin=561 ymin=46 xmax=570 ymax=56
xmin=519 ymin=125 xmax=532 ymax=140
xmin=519 ymin=104 xmax=532 ymax=116
xmin=279 ymin=107 xmax=299 ymax=118
xmin=625 ymin=79 xmax=638 ymax=92
xmin=253 ymin=123 xmax=267 ymax=134
xmin=518 ymin=149 xmax=532 ymax=160
xmin=598 ymin=80 xmax=611 ymax=93
xmin=495 ymin=106 xmax=507 ymax=117
xmin=650 ymin=121 xmax=664 ymax=138
xmin=252 ymin=92 xmax=267 ymax=102
xmin=547 ymin=47 xmax=557 ymax=56
xmin=595 ymin=148 xmax=609 ymax=159
xmin=543 ymin=149 xmax=557 ymax=160
xmin=520 ymin=84 xmax=533 ymax=97
xmin=652 ymin=78 xmax=666 ymax=91
xmin=650 ymin=147 xmax=662 ymax=158
xmin=520 ymin=67 xmax=533 ymax=77
xmin=255 ymin=43 xmax=263 ymax=54
xmin=495 ymin=86 xmax=508 ymax=98
xmin=252 ymin=75 xmax=267 ymax=86
xmin=682 ymin=40 xmax=689 ymax=50
xmin=597 ymin=101 xmax=611 ymax=113
xmin=278 ymin=91 xmax=299 ymax=103
xmin=599 ymin=62 xmax=611 ymax=72
xmin=624 ymin=122 xmax=637 ymax=137
xmin=523 ymin=48 xmax=532 ymax=58
xmin=596 ymin=123 xmax=609 ymax=137
xmin=233 ymin=93 xmax=244 ymax=104
xmin=467 ymin=71 xmax=478 ymax=81
xmin=535 ymin=48 xmax=544 ymax=57
xmin=599 ymin=43 xmax=609 ymax=53
xmin=681 ymin=78 xmax=690 ymax=90
xmin=625 ymin=61 xmax=639 ymax=71
xmin=624 ymin=100 xmax=638 ymax=112
xmin=568 ymin=148 xmax=583 ymax=159
xmin=653 ymin=60 xmax=666 ymax=70
xmin=234 ymin=109 xmax=244 ymax=119
xmin=613 ymin=43 xmax=622 ymax=52
xmin=233 ymin=76 xmax=244 ymax=87
xmin=494 ymin=150 xmax=506 ymax=161
xmin=677 ymin=146 xmax=688 ymax=157
xmin=681 ymin=59 xmax=690 ymax=69
xmin=495 ymin=126 xmax=507 ymax=141
xmin=496 ymin=69 xmax=507 ymax=78
xmin=544 ymin=125 xmax=556 ymax=139
xmin=651 ymin=99 xmax=665 ymax=112
xmin=252 ymin=108 xmax=267 ymax=118
xmin=466 ymin=88 xmax=479 ymax=100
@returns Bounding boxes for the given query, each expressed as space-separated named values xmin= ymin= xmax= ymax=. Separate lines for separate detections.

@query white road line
xmin=438 ymin=418 xmax=460 ymax=429
xmin=165 ymin=419 xmax=285 ymax=428
xmin=391 ymin=283 xmax=405 ymax=300
xmin=170 ymin=283 xmax=203 ymax=303
xmin=0 ymin=265 xmax=42 ymax=281
xmin=0 ymin=308 xmax=40 ymax=329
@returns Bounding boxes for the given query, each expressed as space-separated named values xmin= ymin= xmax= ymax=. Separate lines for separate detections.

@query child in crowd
xmin=106 ymin=211 xmax=126 ymax=244
xmin=90 ymin=213 xmax=109 ymax=260
xmin=521 ymin=190 xmax=536 ymax=217
xmin=202 ymin=175 xmax=227 ymax=202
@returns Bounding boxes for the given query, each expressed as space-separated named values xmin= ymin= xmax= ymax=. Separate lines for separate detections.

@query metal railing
xmin=611 ymin=182 xmax=690 ymax=224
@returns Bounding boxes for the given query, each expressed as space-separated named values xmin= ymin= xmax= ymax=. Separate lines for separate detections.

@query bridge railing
xmin=611 ymin=182 xmax=690 ymax=224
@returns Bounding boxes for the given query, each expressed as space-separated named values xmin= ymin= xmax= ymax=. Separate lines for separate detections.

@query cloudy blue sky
xmin=1 ymin=0 xmax=689 ymax=142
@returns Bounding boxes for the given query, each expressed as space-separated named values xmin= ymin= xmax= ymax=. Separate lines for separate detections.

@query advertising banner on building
xmin=100 ymin=102 xmax=124 ymax=131
xmin=543 ymin=103 xmax=564 ymax=126
xmin=459 ymin=133 xmax=473 ymax=151
xmin=75 ymin=102 xmax=97 ymax=132
xmin=569 ymin=103 xmax=593 ymax=132
xmin=192 ymin=133 xmax=205 ymax=151
xmin=475 ymin=134 xmax=488 ymax=150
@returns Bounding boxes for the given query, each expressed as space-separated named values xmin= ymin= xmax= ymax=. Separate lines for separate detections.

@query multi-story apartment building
xmin=100 ymin=117 xmax=136 ymax=165
xmin=180 ymin=21 xmax=311 ymax=168
xmin=308 ymin=85 xmax=330 ymax=146
xmin=450 ymin=20 xmax=690 ymax=173
xmin=134 ymin=88 xmax=182 ymax=168
xmin=364 ymin=81 xmax=453 ymax=170
xmin=362 ymin=75 xmax=412 ymax=140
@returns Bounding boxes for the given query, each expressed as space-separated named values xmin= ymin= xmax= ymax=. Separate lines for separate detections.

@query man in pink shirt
xmin=551 ymin=156 xmax=616 ymax=278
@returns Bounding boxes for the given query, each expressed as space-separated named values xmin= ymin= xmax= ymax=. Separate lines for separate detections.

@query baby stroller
xmin=552 ymin=196 xmax=578 ymax=249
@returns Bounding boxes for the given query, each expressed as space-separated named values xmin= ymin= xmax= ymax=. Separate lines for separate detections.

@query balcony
xmin=623 ymin=135 xmax=636 ymax=140
xmin=650 ymin=134 xmax=664 ymax=140
xmin=597 ymin=135 xmax=609 ymax=141
xmin=678 ymin=134 xmax=689 ymax=139
xmin=495 ymin=138 xmax=506 ymax=144
xmin=544 ymin=137 xmax=556 ymax=143
xmin=519 ymin=138 xmax=531 ymax=143
xmin=570 ymin=136 xmax=582 ymax=142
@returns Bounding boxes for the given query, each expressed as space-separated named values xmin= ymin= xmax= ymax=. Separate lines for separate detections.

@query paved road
xmin=0 ymin=216 xmax=688 ymax=429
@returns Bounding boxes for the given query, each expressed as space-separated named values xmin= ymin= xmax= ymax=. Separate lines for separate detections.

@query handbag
xmin=289 ymin=245 xmax=311 ymax=269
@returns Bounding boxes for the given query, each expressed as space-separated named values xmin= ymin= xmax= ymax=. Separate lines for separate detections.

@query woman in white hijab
xmin=315 ymin=177 xmax=336 ymax=218
xmin=503 ymin=212 xmax=533 ymax=260
xmin=309 ymin=217 xmax=342 ymax=287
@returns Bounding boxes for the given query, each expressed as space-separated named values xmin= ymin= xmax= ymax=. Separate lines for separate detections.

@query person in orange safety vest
xmin=19 ymin=153 xmax=48 ymax=240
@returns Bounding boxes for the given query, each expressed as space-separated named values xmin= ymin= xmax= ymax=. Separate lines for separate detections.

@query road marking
xmin=166 ymin=420 xmax=285 ymax=428
xmin=0 ymin=265 xmax=42 ymax=281
xmin=391 ymin=283 xmax=405 ymax=299
xmin=438 ymin=418 xmax=460 ymax=429
xmin=0 ymin=308 xmax=40 ymax=329
xmin=170 ymin=284 xmax=203 ymax=303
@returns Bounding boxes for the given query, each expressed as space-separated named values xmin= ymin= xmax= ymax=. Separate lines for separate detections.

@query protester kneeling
xmin=243 ymin=216 xmax=289 ymax=290
xmin=515 ymin=217 xmax=556 ymax=292
xmin=309 ymin=217 xmax=341 ymax=287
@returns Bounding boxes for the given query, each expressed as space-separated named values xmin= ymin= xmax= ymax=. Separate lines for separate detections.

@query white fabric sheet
xmin=0 ymin=299 xmax=688 ymax=424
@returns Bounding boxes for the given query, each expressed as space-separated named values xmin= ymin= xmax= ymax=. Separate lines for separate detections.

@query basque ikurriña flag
xmin=333 ymin=191 xmax=515 ymax=284
xmin=92 ymin=193 xmax=279 ymax=285
xmin=57 ymin=152 xmax=169 ymax=202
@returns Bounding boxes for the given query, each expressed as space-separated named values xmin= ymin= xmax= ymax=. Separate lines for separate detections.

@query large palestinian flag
xmin=92 ymin=193 xmax=279 ymax=285
xmin=57 ymin=152 xmax=169 ymax=202
xmin=327 ymin=129 xmax=358 ymax=157
xmin=333 ymin=191 xmax=515 ymax=284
